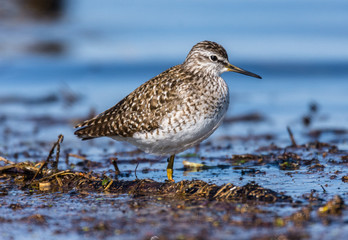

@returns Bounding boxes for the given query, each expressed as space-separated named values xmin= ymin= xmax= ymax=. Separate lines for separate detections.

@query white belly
xmin=114 ymin=101 xmax=228 ymax=156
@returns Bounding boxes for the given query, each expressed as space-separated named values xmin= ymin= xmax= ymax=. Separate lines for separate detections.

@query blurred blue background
xmin=1 ymin=3 xmax=348 ymax=238
xmin=1 ymin=0 xmax=348 ymax=146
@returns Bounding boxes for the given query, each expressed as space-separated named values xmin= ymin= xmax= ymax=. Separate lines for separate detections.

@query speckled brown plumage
xmin=74 ymin=41 xmax=261 ymax=156
xmin=75 ymin=65 xmax=193 ymax=139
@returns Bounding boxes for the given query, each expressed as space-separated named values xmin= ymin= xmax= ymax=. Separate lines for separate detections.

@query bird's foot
xmin=166 ymin=168 xmax=175 ymax=182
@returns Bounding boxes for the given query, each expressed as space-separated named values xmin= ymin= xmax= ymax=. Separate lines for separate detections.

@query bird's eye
xmin=210 ymin=55 xmax=218 ymax=62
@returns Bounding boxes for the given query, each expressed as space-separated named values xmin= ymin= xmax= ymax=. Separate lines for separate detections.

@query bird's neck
xmin=182 ymin=63 xmax=220 ymax=79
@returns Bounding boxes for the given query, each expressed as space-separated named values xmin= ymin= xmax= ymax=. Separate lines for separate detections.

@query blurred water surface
xmin=0 ymin=0 xmax=347 ymax=140
xmin=0 ymin=0 xmax=347 ymax=145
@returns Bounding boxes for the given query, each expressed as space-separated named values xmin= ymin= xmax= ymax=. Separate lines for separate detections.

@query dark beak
xmin=226 ymin=63 xmax=262 ymax=79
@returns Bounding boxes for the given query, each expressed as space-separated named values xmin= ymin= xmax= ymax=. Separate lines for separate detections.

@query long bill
xmin=226 ymin=63 xmax=262 ymax=79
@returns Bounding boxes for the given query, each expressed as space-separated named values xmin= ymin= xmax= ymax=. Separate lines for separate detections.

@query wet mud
xmin=0 ymin=94 xmax=347 ymax=240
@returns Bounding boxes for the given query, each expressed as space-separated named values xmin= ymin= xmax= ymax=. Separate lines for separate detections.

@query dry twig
xmin=30 ymin=134 xmax=64 ymax=182
xmin=287 ymin=126 xmax=298 ymax=147
xmin=0 ymin=156 xmax=14 ymax=165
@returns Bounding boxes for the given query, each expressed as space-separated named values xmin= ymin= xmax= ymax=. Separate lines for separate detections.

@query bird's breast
xmin=194 ymin=76 xmax=229 ymax=117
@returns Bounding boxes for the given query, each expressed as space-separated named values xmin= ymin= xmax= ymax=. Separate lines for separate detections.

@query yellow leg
xmin=166 ymin=154 xmax=175 ymax=182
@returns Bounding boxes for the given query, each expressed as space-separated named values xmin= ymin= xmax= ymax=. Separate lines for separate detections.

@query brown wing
xmin=74 ymin=65 xmax=184 ymax=140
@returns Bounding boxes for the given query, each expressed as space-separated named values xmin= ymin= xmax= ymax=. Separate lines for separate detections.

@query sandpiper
xmin=74 ymin=41 xmax=261 ymax=181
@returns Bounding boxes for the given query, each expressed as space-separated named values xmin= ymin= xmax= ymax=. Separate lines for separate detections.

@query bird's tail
xmin=74 ymin=126 xmax=99 ymax=140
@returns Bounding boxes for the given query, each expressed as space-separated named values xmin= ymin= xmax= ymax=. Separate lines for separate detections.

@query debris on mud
xmin=318 ymin=195 xmax=345 ymax=216
xmin=342 ymin=175 xmax=348 ymax=183
xmin=1 ymin=114 xmax=347 ymax=239
xmin=1 ymin=159 xmax=291 ymax=204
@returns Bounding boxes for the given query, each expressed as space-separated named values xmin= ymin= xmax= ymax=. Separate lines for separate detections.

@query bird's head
xmin=183 ymin=41 xmax=261 ymax=79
